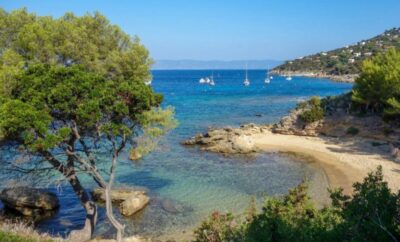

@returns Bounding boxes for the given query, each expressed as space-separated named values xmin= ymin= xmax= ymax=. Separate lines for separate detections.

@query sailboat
xmin=285 ymin=66 xmax=292 ymax=81
xmin=243 ymin=64 xmax=250 ymax=86
xmin=264 ymin=66 xmax=271 ymax=84
xmin=209 ymin=72 xmax=215 ymax=86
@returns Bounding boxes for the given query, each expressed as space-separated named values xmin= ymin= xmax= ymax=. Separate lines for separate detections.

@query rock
xmin=161 ymin=199 xmax=185 ymax=214
xmin=0 ymin=187 xmax=59 ymax=216
xmin=92 ymin=188 xmax=146 ymax=203
xmin=182 ymin=125 xmax=264 ymax=154
xmin=92 ymin=188 xmax=150 ymax=216
xmin=119 ymin=194 xmax=150 ymax=216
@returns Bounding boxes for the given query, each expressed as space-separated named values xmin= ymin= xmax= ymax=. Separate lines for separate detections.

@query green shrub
xmin=299 ymin=96 xmax=325 ymax=124
xmin=194 ymin=167 xmax=400 ymax=242
xmin=346 ymin=126 xmax=359 ymax=135
xmin=193 ymin=212 xmax=244 ymax=242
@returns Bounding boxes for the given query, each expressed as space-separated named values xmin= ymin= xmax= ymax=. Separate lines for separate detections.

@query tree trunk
xmin=105 ymin=185 xmax=124 ymax=242
xmin=104 ymin=147 xmax=125 ymax=242
xmin=68 ymin=175 xmax=98 ymax=242
xmin=41 ymin=150 xmax=97 ymax=242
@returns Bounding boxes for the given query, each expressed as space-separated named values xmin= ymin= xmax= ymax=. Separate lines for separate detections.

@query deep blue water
xmin=18 ymin=70 xmax=353 ymax=239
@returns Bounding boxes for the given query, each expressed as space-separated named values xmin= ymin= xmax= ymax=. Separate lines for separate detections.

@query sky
xmin=1 ymin=0 xmax=400 ymax=61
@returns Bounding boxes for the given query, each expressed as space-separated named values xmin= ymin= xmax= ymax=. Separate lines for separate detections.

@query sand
xmin=252 ymin=131 xmax=400 ymax=194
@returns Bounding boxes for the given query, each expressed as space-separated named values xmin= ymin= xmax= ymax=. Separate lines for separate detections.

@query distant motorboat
xmin=199 ymin=78 xmax=206 ymax=84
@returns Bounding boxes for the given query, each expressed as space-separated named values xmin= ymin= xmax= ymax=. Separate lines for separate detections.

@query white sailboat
xmin=286 ymin=66 xmax=292 ymax=81
xmin=209 ymin=72 xmax=215 ymax=86
xmin=243 ymin=64 xmax=250 ymax=86
xmin=264 ymin=66 xmax=271 ymax=84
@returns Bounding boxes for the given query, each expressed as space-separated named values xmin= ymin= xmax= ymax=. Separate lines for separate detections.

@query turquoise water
xmin=32 ymin=70 xmax=352 ymax=239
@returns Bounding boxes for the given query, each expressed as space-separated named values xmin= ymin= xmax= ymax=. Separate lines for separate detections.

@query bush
xmin=193 ymin=212 xmax=244 ymax=242
xmin=194 ymin=166 xmax=400 ymax=242
xmin=346 ymin=126 xmax=359 ymax=135
xmin=299 ymin=96 xmax=325 ymax=124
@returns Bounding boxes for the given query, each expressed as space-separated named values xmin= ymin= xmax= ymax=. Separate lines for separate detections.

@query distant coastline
xmin=152 ymin=59 xmax=283 ymax=70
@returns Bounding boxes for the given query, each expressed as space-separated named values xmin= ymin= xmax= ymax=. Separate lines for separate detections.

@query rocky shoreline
xmin=182 ymin=95 xmax=400 ymax=194
xmin=270 ymin=70 xmax=358 ymax=83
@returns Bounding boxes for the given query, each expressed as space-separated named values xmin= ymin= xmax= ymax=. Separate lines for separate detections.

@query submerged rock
xmin=161 ymin=198 xmax=185 ymax=214
xmin=0 ymin=187 xmax=59 ymax=216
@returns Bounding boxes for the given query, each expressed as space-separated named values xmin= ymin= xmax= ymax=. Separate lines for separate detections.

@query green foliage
xmin=193 ymin=212 xmax=245 ymax=242
xmin=330 ymin=166 xmax=400 ymax=242
xmin=346 ymin=126 xmax=359 ymax=135
xmin=299 ymin=96 xmax=325 ymax=123
xmin=0 ymin=8 xmax=153 ymax=85
xmin=194 ymin=167 xmax=400 ymax=242
xmin=0 ymin=64 xmax=161 ymax=152
xmin=130 ymin=106 xmax=178 ymax=160
xmin=352 ymin=48 xmax=400 ymax=117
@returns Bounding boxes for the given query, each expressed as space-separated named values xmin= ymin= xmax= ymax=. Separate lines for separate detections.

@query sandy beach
xmin=252 ymin=131 xmax=400 ymax=194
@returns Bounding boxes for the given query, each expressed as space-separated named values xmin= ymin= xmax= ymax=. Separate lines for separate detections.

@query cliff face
xmin=273 ymin=28 xmax=400 ymax=76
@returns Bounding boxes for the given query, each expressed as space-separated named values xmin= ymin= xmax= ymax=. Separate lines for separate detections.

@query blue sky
xmin=1 ymin=0 xmax=399 ymax=61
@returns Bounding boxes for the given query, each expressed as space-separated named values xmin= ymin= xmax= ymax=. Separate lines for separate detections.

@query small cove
xmin=0 ymin=70 xmax=353 ymax=240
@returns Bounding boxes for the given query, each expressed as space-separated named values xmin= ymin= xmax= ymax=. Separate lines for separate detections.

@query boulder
xmin=119 ymin=194 xmax=150 ymax=216
xmin=0 ymin=187 xmax=59 ymax=216
xmin=182 ymin=125 xmax=264 ymax=154
xmin=92 ymin=188 xmax=150 ymax=216
xmin=92 ymin=188 xmax=146 ymax=203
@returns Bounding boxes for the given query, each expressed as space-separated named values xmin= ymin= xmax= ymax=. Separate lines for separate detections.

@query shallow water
xmin=6 ymin=70 xmax=352 ymax=239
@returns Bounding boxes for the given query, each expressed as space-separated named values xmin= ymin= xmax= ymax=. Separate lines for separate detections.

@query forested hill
xmin=273 ymin=28 xmax=400 ymax=75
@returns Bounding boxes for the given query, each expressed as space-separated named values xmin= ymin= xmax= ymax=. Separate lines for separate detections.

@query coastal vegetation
xmin=194 ymin=167 xmax=400 ymax=242
xmin=297 ymin=96 xmax=325 ymax=124
xmin=0 ymin=8 xmax=175 ymax=242
xmin=352 ymin=48 xmax=400 ymax=119
xmin=274 ymin=28 xmax=400 ymax=76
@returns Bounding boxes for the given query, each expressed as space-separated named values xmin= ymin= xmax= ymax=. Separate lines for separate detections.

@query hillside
xmin=272 ymin=28 xmax=400 ymax=78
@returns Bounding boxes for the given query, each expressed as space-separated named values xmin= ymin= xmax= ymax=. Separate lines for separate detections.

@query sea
xmin=5 ymin=70 xmax=353 ymax=239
